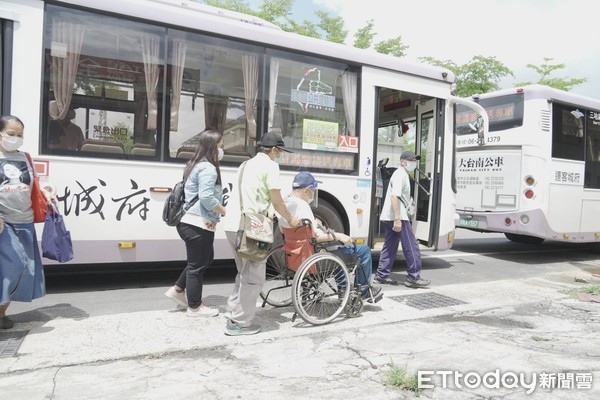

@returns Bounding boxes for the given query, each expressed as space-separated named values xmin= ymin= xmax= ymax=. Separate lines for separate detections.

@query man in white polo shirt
xmin=224 ymin=131 xmax=300 ymax=336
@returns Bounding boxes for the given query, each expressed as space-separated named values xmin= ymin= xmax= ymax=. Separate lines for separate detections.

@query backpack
xmin=162 ymin=180 xmax=198 ymax=226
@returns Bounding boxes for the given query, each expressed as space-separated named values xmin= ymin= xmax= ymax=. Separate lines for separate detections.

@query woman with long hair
xmin=0 ymin=115 xmax=48 ymax=329
xmin=164 ymin=128 xmax=226 ymax=317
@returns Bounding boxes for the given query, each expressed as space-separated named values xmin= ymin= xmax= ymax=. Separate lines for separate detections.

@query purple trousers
xmin=376 ymin=220 xmax=422 ymax=281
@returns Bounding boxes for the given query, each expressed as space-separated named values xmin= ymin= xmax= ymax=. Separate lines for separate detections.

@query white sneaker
xmin=164 ymin=286 xmax=187 ymax=308
xmin=186 ymin=304 xmax=219 ymax=318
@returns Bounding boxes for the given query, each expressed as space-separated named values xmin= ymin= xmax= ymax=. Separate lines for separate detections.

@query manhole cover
xmin=0 ymin=330 xmax=28 ymax=358
xmin=389 ymin=292 xmax=466 ymax=310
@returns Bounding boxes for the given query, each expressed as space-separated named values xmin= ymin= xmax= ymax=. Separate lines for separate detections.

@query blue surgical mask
xmin=405 ymin=160 xmax=417 ymax=172
xmin=272 ymin=148 xmax=281 ymax=164
xmin=217 ymin=148 xmax=224 ymax=161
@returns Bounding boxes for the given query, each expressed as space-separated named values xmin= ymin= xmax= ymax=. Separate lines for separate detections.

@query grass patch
xmin=386 ymin=362 xmax=422 ymax=394
xmin=578 ymin=284 xmax=600 ymax=295
xmin=568 ymin=283 xmax=600 ymax=298
xmin=531 ymin=335 xmax=550 ymax=342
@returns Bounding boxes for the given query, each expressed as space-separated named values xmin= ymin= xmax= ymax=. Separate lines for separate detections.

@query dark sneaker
xmin=404 ymin=278 xmax=431 ymax=288
xmin=362 ymin=285 xmax=383 ymax=303
xmin=375 ymin=276 xmax=399 ymax=286
xmin=224 ymin=320 xmax=261 ymax=336
xmin=0 ymin=316 xmax=14 ymax=330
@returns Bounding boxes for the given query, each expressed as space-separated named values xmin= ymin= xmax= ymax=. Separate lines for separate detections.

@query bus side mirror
xmin=476 ymin=116 xmax=485 ymax=145
xmin=398 ymin=119 xmax=409 ymax=137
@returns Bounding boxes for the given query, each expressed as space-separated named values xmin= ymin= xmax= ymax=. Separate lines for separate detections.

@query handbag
xmin=24 ymin=152 xmax=47 ymax=223
xmin=399 ymin=195 xmax=416 ymax=219
xmin=42 ymin=201 xmax=74 ymax=263
xmin=234 ymin=162 xmax=273 ymax=262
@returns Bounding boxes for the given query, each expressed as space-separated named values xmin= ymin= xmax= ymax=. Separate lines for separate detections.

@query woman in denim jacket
xmin=164 ymin=129 xmax=226 ymax=317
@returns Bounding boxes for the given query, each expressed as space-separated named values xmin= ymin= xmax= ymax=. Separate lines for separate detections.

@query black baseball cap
xmin=257 ymin=131 xmax=292 ymax=153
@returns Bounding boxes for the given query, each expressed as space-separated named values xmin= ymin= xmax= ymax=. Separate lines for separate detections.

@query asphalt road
xmin=7 ymin=229 xmax=600 ymax=320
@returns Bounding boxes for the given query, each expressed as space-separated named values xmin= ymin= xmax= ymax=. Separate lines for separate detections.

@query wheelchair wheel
xmin=344 ymin=291 xmax=364 ymax=318
xmin=260 ymin=246 xmax=293 ymax=307
xmin=291 ymin=252 xmax=350 ymax=325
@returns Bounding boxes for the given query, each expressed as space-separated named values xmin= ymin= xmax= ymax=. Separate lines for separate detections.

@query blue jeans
xmin=337 ymin=244 xmax=373 ymax=294
xmin=376 ymin=220 xmax=422 ymax=281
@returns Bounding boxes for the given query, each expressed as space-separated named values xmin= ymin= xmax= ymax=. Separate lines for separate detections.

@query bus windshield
xmin=455 ymin=93 xmax=524 ymax=135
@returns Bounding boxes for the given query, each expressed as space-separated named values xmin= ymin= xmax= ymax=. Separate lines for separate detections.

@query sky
xmin=252 ymin=0 xmax=600 ymax=98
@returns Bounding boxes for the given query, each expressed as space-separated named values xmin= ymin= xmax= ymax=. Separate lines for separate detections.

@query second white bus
xmin=455 ymin=85 xmax=600 ymax=244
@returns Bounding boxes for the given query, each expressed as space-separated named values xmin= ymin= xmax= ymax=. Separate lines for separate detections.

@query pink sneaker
xmin=186 ymin=304 xmax=219 ymax=318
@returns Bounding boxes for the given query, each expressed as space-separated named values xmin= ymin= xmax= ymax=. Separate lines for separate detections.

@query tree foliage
xmin=314 ymin=10 xmax=347 ymax=44
xmin=203 ymin=0 xmax=293 ymax=27
xmin=374 ymin=37 xmax=409 ymax=58
xmin=200 ymin=0 xmax=407 ymax=56
xmin=353 ymin=19 xmax=375 ymax=49
xmin=200 ymin=1 xmax=585 ymax=95
xmin=419 ymin=55 xmax=513 ymax=97
xmin=515 ymin=57 xmax=586 ymax=91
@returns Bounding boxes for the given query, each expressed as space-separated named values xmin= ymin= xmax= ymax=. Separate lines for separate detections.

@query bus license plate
xmin=460 ymin=218 xmax=479 ymax=228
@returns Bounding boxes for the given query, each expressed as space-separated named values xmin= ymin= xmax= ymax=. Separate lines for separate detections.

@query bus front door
xmin=413 ymin=99 xmax=437 ymax=247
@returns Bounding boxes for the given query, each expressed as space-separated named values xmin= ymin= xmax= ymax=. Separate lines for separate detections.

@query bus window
xmin=455 ymin=93 xmax=524 ymax=136
xmin=552 ymin=103 xmax=585 ymax=161
xmin=267 ymin=52 xmax=359 ymax=173
xmin=585 ymin=110 xmax=600 ymax=188
xmin=42 ymin=5 xmax=164 ymax=158
xmin=166 ymin=31 xmax=265 ymax=162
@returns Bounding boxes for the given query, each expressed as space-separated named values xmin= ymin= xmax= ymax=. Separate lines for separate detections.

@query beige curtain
xmin=341 ymin=71 xmax=357 ymax=136
xmin=204 ymin=94 xmax=227 ymax=133
xmin=49 ymin=19 xmax=84 ymax=120
xmin=141 ymin=35 xmax=160 ymax=130
xmin=242 ymin=54 xmax=258 ymax=139
xmin=268 ymin=58 xmax=280 ymax=130
xmin=170 ymin=39 xmax=187 ymax=131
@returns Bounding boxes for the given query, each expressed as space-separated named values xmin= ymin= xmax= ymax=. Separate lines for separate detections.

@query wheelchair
xmin=260 ymin=219 xmax=381 ymax=325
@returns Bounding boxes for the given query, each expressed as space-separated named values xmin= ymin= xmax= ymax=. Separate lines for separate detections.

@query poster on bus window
xmin=302 ymin=119 xmax=338 ymax=151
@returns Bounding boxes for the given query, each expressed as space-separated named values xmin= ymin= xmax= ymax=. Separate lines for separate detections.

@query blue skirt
xmin=0 ymin=222 xmax=46 ymax=304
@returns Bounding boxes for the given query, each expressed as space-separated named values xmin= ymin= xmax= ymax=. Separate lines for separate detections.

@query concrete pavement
xmin=1 ymin=265 xmax=599 ymax=399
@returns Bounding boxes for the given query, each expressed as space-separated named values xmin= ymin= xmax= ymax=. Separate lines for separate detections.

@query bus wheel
xmin=313 ymin=198 xmax=345 ymax=233
xmin=504 ymin=233 xmax=544 ymax=244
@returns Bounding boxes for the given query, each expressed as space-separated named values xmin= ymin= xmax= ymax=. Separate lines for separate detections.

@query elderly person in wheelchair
xmin=277 ymin=171 xmax=383 ymax=304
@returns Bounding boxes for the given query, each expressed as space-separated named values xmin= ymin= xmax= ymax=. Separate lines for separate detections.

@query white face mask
xmin=1 ymin=134 xmax=23 ymax=152
xmin=405 ymin=160 xmax=417 ymax=172
xmin=306 ymin=188 xmax=315 ymax=205
xmin=217 ymin=148 xmax=224 ymax=161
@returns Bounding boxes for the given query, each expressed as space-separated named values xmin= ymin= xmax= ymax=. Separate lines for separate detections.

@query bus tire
xmin=504 ymin=233 xmax=544 ymax=245
xmin=313 ymin=198 xmax=345 ymax=233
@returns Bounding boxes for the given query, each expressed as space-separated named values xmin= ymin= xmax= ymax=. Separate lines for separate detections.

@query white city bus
xmin=455 ymin=85 xmax=600 ymax=244
xmin=1 ymin=0 xmax=486 ymax=265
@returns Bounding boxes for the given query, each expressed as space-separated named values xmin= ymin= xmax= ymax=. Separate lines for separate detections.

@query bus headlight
xmin=520 ymin=214 xmax=530 ymax=224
